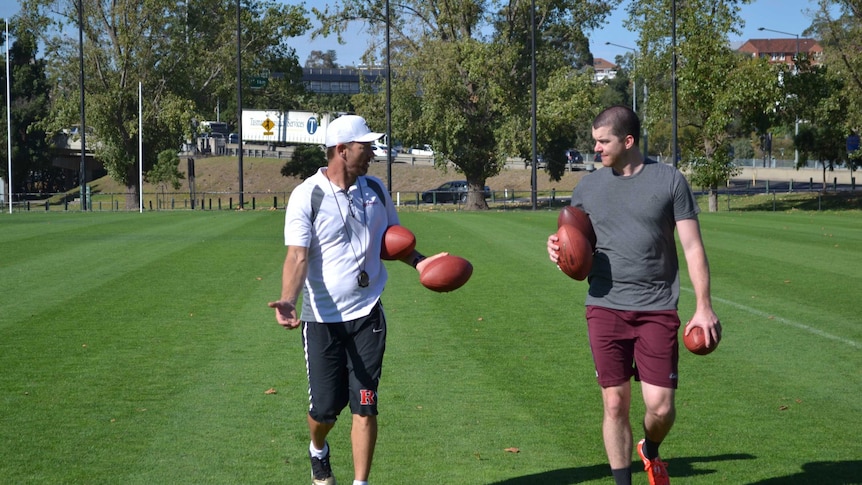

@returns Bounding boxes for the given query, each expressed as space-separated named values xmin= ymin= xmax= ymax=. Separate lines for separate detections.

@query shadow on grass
xmin=746 ymin=460 xmax=862 ymax=485
xmin=486 ymin=453 xmax=755 ymax=485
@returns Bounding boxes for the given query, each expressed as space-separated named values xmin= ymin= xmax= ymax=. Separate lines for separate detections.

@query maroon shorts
xmin=586 ymin=306 xmax=680 ymax=389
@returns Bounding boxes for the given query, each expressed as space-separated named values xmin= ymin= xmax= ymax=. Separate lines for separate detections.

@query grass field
xmin=1 ymin=209 xmax=860 ymax=484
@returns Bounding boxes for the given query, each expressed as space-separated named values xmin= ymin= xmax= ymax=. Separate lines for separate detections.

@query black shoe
xmin=309 ymin=444 xmax=336 ymax=485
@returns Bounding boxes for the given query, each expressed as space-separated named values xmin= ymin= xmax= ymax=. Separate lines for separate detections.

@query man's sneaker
xmin=309 ymin=444 xmax=336 ymax=485
xmin=637 ymin=439 xmax=670 ymax=485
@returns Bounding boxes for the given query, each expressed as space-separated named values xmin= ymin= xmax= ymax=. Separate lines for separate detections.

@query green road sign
xmin=250 ymin=76 xmax=268 ymax=89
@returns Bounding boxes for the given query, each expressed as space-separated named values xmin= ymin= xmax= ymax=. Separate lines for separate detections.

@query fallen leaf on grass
xmin=779 ymin=405 xmax=789 ymax=411
xmin=265 ymin=388 xmax=277 ymax=395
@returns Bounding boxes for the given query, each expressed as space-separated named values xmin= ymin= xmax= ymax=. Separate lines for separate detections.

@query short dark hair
xmin=325 ymin=145 xmax=338 ymax=159
xmin=593 ymin=105 xmax=640 ymax=145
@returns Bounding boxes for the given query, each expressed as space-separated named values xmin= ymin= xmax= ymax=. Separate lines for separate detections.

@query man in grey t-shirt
xmin=547 ymin=106 xmax=721 ymax=485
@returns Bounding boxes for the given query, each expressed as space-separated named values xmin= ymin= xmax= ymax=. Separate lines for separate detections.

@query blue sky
xmin=280 ymin=0 xmax=825 ymax=66
xmin=0 ymin=0 xmax=824 ymax=65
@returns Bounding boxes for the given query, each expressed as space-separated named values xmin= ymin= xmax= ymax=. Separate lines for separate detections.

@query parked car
xmin=566 ymin=149 xmax=584 ymax=171
xmin=410 ymin=144 xmax=434 ymax=156
xmin=421 ymin=180 xmax=491 ymax=203
xmin=524 ymin=154 xmax=547 ymax=168
xmin=372 ymin=142 xmax=399 ymax=158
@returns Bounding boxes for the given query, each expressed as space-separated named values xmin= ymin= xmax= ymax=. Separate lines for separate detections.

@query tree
xmin=146 ymin=149 xmax=185 ymax=208
xmin=18 ymin=0 xmax=309 ymax=208
xmin=0 ymin=28 xmax=56 ymax=197
xmin=810 ymin=0 xmax=862 ymax=171
xmin=783 ymin=58 xmax=849 ymax=188
xmin=313 ymin=0 xmax=618 ymax=209
xmin=305 ymin=50 xmax=340 ymax=68
xmin=630 ymin=0 xmax=780 ymax=211
xmin=281 ymin=144 xmax=326 ymax=180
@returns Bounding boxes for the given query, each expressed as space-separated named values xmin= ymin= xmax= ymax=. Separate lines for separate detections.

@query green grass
xmin=1 ymin=210 xmax=860 ymax=484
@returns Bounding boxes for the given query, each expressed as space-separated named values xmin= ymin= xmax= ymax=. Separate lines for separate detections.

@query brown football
xmin=419 ymin=255 xmax=473 ymax=292
xmin=555 ymin=224 xmax=593 ymax=281
xmin=557 ymin=206 xmax=596 ymax=250
xmin=381 ymin=225 xmax=416 ymax=260
xmin=683 ymin=326 xmax=719 ymax=355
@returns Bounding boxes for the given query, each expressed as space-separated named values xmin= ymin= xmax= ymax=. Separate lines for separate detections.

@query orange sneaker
xmin=637 ymin=439 xmax=670 ymax=485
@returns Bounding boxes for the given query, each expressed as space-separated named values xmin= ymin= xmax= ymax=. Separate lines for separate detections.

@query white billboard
xmin=241 ymin=110 xmax=330 ymax=144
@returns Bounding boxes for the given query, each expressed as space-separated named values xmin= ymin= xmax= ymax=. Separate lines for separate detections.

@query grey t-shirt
xmin=570 ymin=160 xmax=700 ymax=311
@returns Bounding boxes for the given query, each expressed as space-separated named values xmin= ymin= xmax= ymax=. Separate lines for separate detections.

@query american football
xmin=683 ymin=325 xmax=719 ymax=355
xmin=381 ymin=225 xmax=416 ymax=260
xmin=555 ymin=224 xmax=593 ymax=281
xmin=419 ymin=255 xmax=473 ymax=292
xmin=557 ymin=206 xmax=597 ymax=250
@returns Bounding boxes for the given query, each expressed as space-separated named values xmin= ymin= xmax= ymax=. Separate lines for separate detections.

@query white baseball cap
xmin=325 ymin=115 xmax=384 ymax=147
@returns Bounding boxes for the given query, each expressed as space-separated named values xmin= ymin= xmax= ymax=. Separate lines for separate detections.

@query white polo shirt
xmin=285 ymin=168 xmax=399 ymax=322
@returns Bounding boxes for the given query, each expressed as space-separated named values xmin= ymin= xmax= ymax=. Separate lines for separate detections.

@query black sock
xmin=642 ymin=437 xmax=661 ymax=460
xmin=612 ymin=467 xmax=632 ymax=485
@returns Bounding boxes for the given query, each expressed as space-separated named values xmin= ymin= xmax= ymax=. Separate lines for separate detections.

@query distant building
xmin=301 ymin=67 xmax=387 ymax=94
xmin=592 ymin=58 xmax=618 ymax=82
xmin=737 ymin=38 xmax=823 ymax=66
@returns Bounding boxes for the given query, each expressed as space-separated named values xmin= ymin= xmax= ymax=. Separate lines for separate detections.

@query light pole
xmin=530 ymin=0 xmax=537 ymax=210
xmin=671 ymin=0 xmax=678 ymax=168
xmin=5 ymin=18 xmax=11 ymax=214
xmin=236 ymin=0 xmax=244 ymax=209
xmin=605 ymin=42 xmax=648 ymax=159
xmin=78 ymin=0 xmax=87 ymax=210
xmin=605 ymin=42 xmax=637 ymax=113
xmin=759 ymin=26 xmax=800 ymax=166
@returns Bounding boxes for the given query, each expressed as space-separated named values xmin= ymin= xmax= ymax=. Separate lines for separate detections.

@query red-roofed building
xmin=737 ymin=38 xmax=823 ymax=66
xmin=592 ymin=58 xmax=618 ymax=82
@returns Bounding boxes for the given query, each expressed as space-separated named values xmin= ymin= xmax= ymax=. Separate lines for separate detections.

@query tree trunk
xmin=822 ymin=165 xmax=827 ymax=191
xmin=708 ymin=186 xmax=718 ymax=212
xmin=465 ymin=181 xmax=489 ymax=210
xmin=464 ymin=190 xmax=489 ymax=210
xmin=125 ymin=184 xmax=139 ymax=211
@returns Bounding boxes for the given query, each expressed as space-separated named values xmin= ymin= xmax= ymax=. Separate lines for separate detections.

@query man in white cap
xmin=269 ymin=115 xmax=442 ymax=485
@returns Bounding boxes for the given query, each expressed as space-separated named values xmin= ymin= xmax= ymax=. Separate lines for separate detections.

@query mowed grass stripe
xmin=698 ymin=212 xmax=862 ymax=341
xmin=676 ymin=212 xmax=861 ymax=481
xmin=1 ymin=212 xmax=289 ymax=483
xmin=379 ymin=211 xmax=606 ymax=483
xmin=0 ymin=213 xmax=263 ymax=325
xmin=1 ymin=210 xmax=861 ymax=484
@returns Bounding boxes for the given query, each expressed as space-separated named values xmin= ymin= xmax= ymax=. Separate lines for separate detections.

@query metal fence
xmin=0 ymin=188 xmax=579 ymax=213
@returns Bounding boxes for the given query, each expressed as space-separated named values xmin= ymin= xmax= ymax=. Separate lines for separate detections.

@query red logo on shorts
xmin=359 ymin=389 xmax=376 ymax=405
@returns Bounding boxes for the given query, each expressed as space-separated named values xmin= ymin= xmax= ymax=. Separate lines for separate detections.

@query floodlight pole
xmin=78 ymin=0 xmax=88 ymax=210
xmin=758 ymin=26 xmax=800 ymax=166
xmin=236 ymin=0 xmax=244 ymax=209
xmin=671 ymin=0 xmax=678 ymax=168
xmin=385 ymin=0 xmax=392 ymax=190
xmin=530 ymin=0 xmax=537 ymax=210
xmin=138 ymin=81 xmax=143 ymax=213
xmin=6 ymin=19 xmax=11 ymax=214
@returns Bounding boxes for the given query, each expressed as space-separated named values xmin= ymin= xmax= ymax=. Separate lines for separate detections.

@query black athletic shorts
xmin=302 ymin=301 xmax=387 ymax=423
